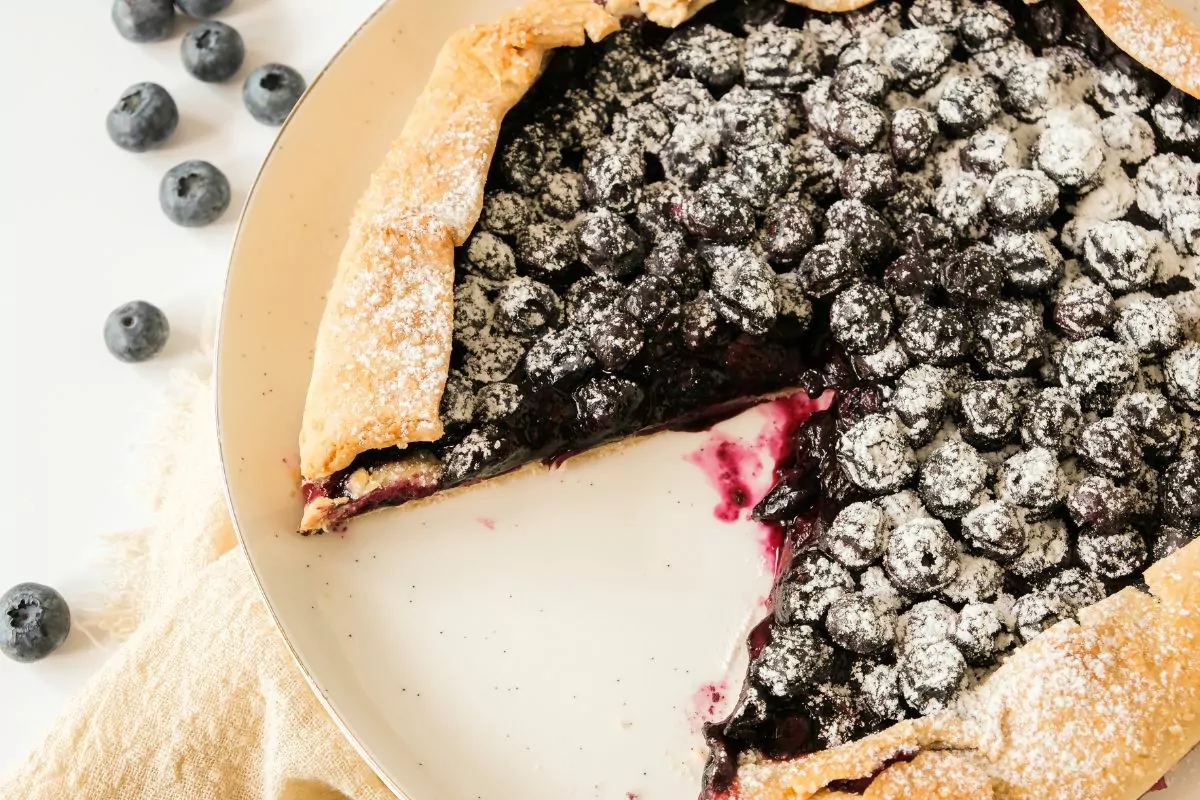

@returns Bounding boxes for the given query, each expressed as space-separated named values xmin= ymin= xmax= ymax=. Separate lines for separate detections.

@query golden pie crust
xmin=297 ymin=0 xmax=1200 ymax=795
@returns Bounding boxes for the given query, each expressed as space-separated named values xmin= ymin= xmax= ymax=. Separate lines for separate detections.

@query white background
xmin=0 ymin=0 xmax=381 ymax=775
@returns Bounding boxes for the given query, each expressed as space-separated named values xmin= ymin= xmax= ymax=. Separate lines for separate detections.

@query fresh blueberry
xmin=112 ymin=0 xmax=175 ymax=43
xmin=181 ymin=21 xmax=244 ymax=82
xmin=1 ymin=583 xmax=71 ymax=663
xmin=106 ymin=82 xmax=178 ymax=152
xmin=176 ymin=0 xmax=232 ymax=17
xmin=159 ymin=160 xmax=230 ymax=226
xmin=104 ymin=301 xmax=170 ymax=362
xmin=243 ymin=64 xmax=307 ymax=126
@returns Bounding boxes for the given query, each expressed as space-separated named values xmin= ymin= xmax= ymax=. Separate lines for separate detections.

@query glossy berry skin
xmin=1 ymin=583 xmax=71 ymax=663
xmin=159 ymin=160 xmax=231 ymax=227
xmin=106 ymin=83 xmax=178 ymax=152
xmin=105 ymin=301 xmax=170 ymax=362
xmin=176 ymin=0 xmax=232 ymax=16
xmin=243 ymin=64 xmax=307 ymax=125
xmin=112 ymin=0 xmax=175 ymax=43
xmin=181 ymin=21 xmax=245 ymax=83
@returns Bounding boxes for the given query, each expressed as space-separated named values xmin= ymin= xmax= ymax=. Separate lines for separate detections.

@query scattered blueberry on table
xmin=112 ymin=0 xmax=176 ymax=43
xmin=106 ymin=82 xmax=179 ymax=152
xmin=181 ymin=20 xmax=245 ymax=83
xmin=104 ymin=301 xmax=171 ymax=362
xmin=175 ymin=0 xmax=233 ymax=18
xmin=160 ymin=159 xmax=231 ymax=226
xmin=243 ymin=64 xmax=307 ymax=126
xmin=1 ymin=583 xmax=71 ymax=664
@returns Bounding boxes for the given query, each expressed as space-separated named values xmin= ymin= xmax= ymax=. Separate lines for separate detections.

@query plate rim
xmin=212 ymin=0 xmax=416 ymax=796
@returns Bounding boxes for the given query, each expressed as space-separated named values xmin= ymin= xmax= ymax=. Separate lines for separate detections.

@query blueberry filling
xmin=302 ymin=0 xmax=1200 ymax=792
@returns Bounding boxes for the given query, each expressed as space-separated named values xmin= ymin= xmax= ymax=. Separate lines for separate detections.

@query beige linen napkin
xmin=1 ymin=375 xmax=397 ymax=800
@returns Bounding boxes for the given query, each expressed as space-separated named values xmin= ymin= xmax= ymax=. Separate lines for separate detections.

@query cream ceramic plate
xmin=215 ymin=1 xmax=1200 ymax=798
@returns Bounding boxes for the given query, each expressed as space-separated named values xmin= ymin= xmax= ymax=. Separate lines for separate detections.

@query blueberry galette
xmin=297 ymin=0 xmax=1200 ymax=796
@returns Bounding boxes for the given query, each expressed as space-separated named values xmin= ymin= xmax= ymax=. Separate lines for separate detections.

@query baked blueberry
xmin=1155 ymin=526 xmax=1199 ymax=561
xmin=645 ymin=236 xmax=704 ymax=299
xmin=899 ymin=640 xmax=968 ymax=714
xmin=774 ymin=274 xmax=813 ymax=339
xmin=453 ymin=279 xmax=492 ymax=343
xmin=159 ymin=160 xmax=230 ymax=227
xmin=576 ymin=209 xmax=644 ymax=277
xmin=962 ymin=500 xmax=1026 ymax=562
xmin=625 ymin=275 xmax=682 ymax=340
xmin=442 ymin=424 xmax=526 ymax=485
xmin=462 ymin=334 xmax=525 ymax=384
xmin=732 ymin=142 xmax=795 ymax=208
xmin=1100 ymin=113 xmax=1157 ymax=165
xmin=585 ymin=307 xmax=644 ymax=371
xmin=797 ymin=242 xmax=863 ymax=300
xmin=440 ymin=372 xmax=476 ymax=428
xmin=1 ymin=583 xmax=71 ymax=663
xmin=859 ymin=663 xmax=907 ymax=723
xmin=464 ymin=232 xmax=517 ymax=280
xmin=106 ymin=83 xmax=178 ymax=152
xmin=494 ymin=278 xmax=563 ymax=338
xmin=565 ymin=275 xmax=622 ymax=327
xmin=1150 ymin=88 xmax=1200 ymax=151
xmin=953 ymin=602 xmax=1008 ymax=664
xmin=1002 ymin=58 xmax=1062 ymax=122
xmin=539 ymin=171 xmax=586 ymax=220
xmin=475 ymin=382 xmax=523 ymax=424
xmin=792 ymin=134 xmax=843 ymax=199
xmin=941 ymin=245 xmax=1004 ymax=304
xmin=482 ymin=191 xmax=534 ymax=236
xmin=935 ymin=174 xmax=990 ymax=237
xmin=1114 ymin=299 xmax=1182 ymax=357
xmin=1093 ymin=54 xmax=1159 ymax=115
xmin=105 ymin=300 xmax=170 ymax=362
xmin=885 ymin=28 xmax=953 ymax=92
xmin=715 ymin=86 xmax=789 ymax=147
xmin=886 ymin=517 xmax=960 ymax=595
xmin=838 ymin=413 xmax=918 ymax=495
xmin=821 ymin=501 xmax=886 ymax=569
xmin=614 ymin=103 xmax=671 ymax=157
xmin=1021 ymin=388 xmax=1082 ymax=453
xmin=973 ymin=300 xmax=1044 ymax=377
xmin=826 ymin=100 xmax=888 ymax=154
xmin=1080 ymin=221 xmax=1159 ymax=294
xmin=661 ymin=122 xmax=718 ymax=188
xmin=573 ymin=375 xmax=644 ymax=436
xmin=181 ymin=21 xmax=244 ymax=82
xmin=937 ymin=76 xmax=1000 ymax=135
xmin=830 ymin=283 xmax=893 ymax=355
xmin=1077 ymin=529 xmax=1146 ymax=580
xmin=839 ymin=154 xmax=898 ymax=204
xmin=743 ymin=23 xmax=818 ymax=91
xmin=1164 ymin=195 xmax=1200 ymax=257
xmin=884 ymin=253 xmax=940 ymax=298
xmin=1052 ymin=280 xmax=1115 ymax=340
xmin=761 ymin=203 xmax=817 ymax=267
xmin=986 ymin=169 xmax=1059 ymax=229
xmin=750 ymin=625 xmax=833 ymax=698
xmin=1162 ymin=456 xmax=1200 ymax=530
xmin=112 ymin=0 xmax=174 ymax=42
xmin=708 ymin=247 xmax=779 ymax=335
xmin=890 ymin=108 xmax=939 ymax=169
xmin=825 ymin=594 xmax=895 ymax=655
xmin=664 ymin=24 xmax=744 ymax=89
xmin=651 ymin=76 xmax=713 ymax=122
xmin=584 ymin=139 xmax=643 ymax=213
xmin=517 ymin=222 xmax=578 ymax=278
xmin=1034 ymin=122 xmax=1104 ymax=193
xmin=1013 ymin=591 xmax=1068 ymax=642
xmin=1067 ymin=474 xmax=1132 ymax=535
xmin=1002 ymin=446 xmax=1064 ymax=516
xmin=774 ymin=552 xmax=854 ymax=626
xmin=961 ymin=129 xmax=1017 ymax=176
xmin=992 ymin=230 xmax=1063 ymax=294
xmin=942 ymin=553 xmax=1005 ymax=604
xmin=683 ymin=182 xmax=755 ymax=243
xmin=1165 ymin=343 xmax=1200 ymax=412
xmin=900 ymin=306 xmax=972 ymax=366
xmin=524 ymin=327 xmax=595 ymax=387
xmin=833 ymin=62 xmax=890 ymax=105
xmin=958 ymin=380 xmax=1021 ymax=449
xmin=919 ymin=440 xmax=988 ymax=520
xmin=243 ymin=64 xmax=306 ymax=125
xmin=1059 ymin=336 xmax=1139 ymax=412
xmin=1116 ymin=391 xmax=1182 ymax=458
xmin=1135 ymin=154 xmax=1199 ymax=222
xmin=825 ymin=200 xmax=894 ymax=266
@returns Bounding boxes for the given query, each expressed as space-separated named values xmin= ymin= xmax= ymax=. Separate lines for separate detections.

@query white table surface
xmin=0 ymin=0 xmax=383 ymax=776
